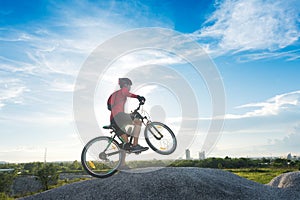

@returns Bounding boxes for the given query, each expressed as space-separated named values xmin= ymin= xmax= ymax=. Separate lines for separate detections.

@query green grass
xmin=225 ymin=168 xmax=299 ymax=184
xmin=0 ymin=193 xmax=14 ymax=200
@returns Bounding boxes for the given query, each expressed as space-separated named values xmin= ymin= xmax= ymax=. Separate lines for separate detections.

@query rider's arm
xmin=121 ymin=87 xmax=138 ymax=98
xmin=121 ymin=87 xmax=145 ymax=103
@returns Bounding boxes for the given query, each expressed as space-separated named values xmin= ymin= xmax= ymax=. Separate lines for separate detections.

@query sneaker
xmin=130 ymin=144 xmax=149 ymax=153
xmin=121 ymin=143 xmax=131 ymax=151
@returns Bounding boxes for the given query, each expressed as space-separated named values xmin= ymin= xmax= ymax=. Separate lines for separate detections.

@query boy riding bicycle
xmin=81 ymin=78 xmax=177 ymax=177
xmin=107 ymin=78 xmax=149 ymax=168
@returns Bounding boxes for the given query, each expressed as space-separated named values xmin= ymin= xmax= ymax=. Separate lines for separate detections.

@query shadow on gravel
xmin=20 ymin=167 xmax=300 ymax=200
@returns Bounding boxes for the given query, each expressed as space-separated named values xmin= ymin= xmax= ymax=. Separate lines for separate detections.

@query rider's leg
xmin=120 ymin=133 xmax=131 ymax=150
xmin=120 ymin=133 xmax=129 ymax=143
xmin=132 ymin=119 xmax=142 ymax=146
xmin=120 ymin=133 xmax=128 ymax=167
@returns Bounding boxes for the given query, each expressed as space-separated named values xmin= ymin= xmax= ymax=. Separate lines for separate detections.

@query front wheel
xmin=144 ymin=122 xmax=177 ymax=155
xmin=81 ymin=136 xmax=123 ymax=178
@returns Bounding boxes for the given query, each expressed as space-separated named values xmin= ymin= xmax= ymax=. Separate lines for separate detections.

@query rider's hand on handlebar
xmin=137 ymin=95 xmax=146 ymax=104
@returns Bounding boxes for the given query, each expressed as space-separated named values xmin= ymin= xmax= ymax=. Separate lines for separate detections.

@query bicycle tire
xmin=144 ymin=122 xmax=177 ymax=155
xmin=81 ymin=136 xmax=123 ymax=178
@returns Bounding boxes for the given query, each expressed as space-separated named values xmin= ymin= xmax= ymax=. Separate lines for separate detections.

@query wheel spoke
xmin=81 ymin=136 xmax=122 ymax=178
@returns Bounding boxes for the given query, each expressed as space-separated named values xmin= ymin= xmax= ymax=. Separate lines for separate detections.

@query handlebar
xmin=131 ymin=101 xmax=149 ymax=123
xmin=133 ymin=101 xmax=144 ymax=113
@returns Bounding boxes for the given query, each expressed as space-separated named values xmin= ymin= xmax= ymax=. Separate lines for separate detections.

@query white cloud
xmin=1 ymin=0 xmax=174 ymax=93
xmin=236 ymin=49 xmax=300 ymax=62
xmin=48 ymin=79 xmax=75 ymax=92
xmin=226 ymin=90 xmax=300 ymax=119
xmin=0 ymin=1 xmax=155 ymax=109
xmin=0 ymin=134 xmax=82 ymax=162
xmin=0 ymin=1 xmax=176 ymax=162
xmin=210 ymin=123 xmax=300 ymax=158
xmin=0 ymin=78 xmax=27 ymax=109
xmin=0 ymin=109 xmax=73 ymax=124
xmin=219 ymin=124 xmax=300 ymax=157
xmin=193 ymin=0 xmax=300 ymax=59
xmin=271 ymin=124 xmax=300 ymax=151
xmin=0 ymin=55 xmax=37 ymax=75
xmin=117 ymin=50 xmax=184 ymax=68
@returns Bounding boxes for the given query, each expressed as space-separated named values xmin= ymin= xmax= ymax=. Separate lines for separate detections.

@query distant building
xmin=199 ymin=151 xmax=205 ymax=160
xmin=186 ymin=149 xmax=191 ymax=160
xmin=287 ymin=153 xmax=292 ymax=160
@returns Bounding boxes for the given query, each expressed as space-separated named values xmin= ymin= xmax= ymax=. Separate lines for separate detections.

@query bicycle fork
xmin=146 ymin=122 xmax=163 ymax=140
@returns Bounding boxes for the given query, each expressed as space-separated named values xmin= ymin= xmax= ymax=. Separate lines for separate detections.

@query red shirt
xmin=109 ymin=87 xmax=138 ymax=121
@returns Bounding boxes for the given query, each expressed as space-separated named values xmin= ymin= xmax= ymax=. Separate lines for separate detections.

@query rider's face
xmin=125 ymin=84 xmax=131 ymax=91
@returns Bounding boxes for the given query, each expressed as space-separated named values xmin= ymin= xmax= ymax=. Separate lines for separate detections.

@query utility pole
xmin=44 ymin=148 xmax=47 ymax=165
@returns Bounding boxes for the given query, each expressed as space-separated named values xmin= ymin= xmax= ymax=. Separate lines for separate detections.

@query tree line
xmin=168 ymin=157 xmax=300 ymax=169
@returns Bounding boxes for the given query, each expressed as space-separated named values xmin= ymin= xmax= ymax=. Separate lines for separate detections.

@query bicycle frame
xmin=104 ymin=102 xmax=164 ymax=156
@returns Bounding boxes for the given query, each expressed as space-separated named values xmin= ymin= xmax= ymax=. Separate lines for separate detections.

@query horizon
xmin=1 ymin=0 xmax=300 ymax=163
xmin=1 ymin=153 xmax=299 ymax=164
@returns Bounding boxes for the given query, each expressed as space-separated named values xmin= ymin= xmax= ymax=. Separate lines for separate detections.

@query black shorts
xmin=111 ymin=112 xmax=134 ymax=136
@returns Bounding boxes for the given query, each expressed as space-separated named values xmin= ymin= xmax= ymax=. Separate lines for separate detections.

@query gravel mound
xmin=20 ymin=167 xmax=300 ymax=200
xmin=268 ymin=171 xmax=300 ymax=190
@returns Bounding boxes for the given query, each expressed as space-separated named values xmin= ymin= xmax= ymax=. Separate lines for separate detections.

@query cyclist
xmin=108 ymin=78 xmax=149 ymax=167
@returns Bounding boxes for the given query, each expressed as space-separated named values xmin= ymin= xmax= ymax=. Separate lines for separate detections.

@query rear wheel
xmin=81 ymin=136 xmax=123 ymax=178
xmin=144 ymin=122 xmax=177 ymax=155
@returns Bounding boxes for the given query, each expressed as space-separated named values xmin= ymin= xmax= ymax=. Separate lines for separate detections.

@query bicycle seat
xmin=103 ymin=125 xmax=114 ymax=129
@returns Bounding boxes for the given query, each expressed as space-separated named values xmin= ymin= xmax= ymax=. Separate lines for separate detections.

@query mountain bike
xmin=81 ymin=102 xmax=177 ymax=178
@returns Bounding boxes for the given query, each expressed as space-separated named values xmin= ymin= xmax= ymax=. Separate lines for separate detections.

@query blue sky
xmin=1 ymin=0 xmax=300 ymax=162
